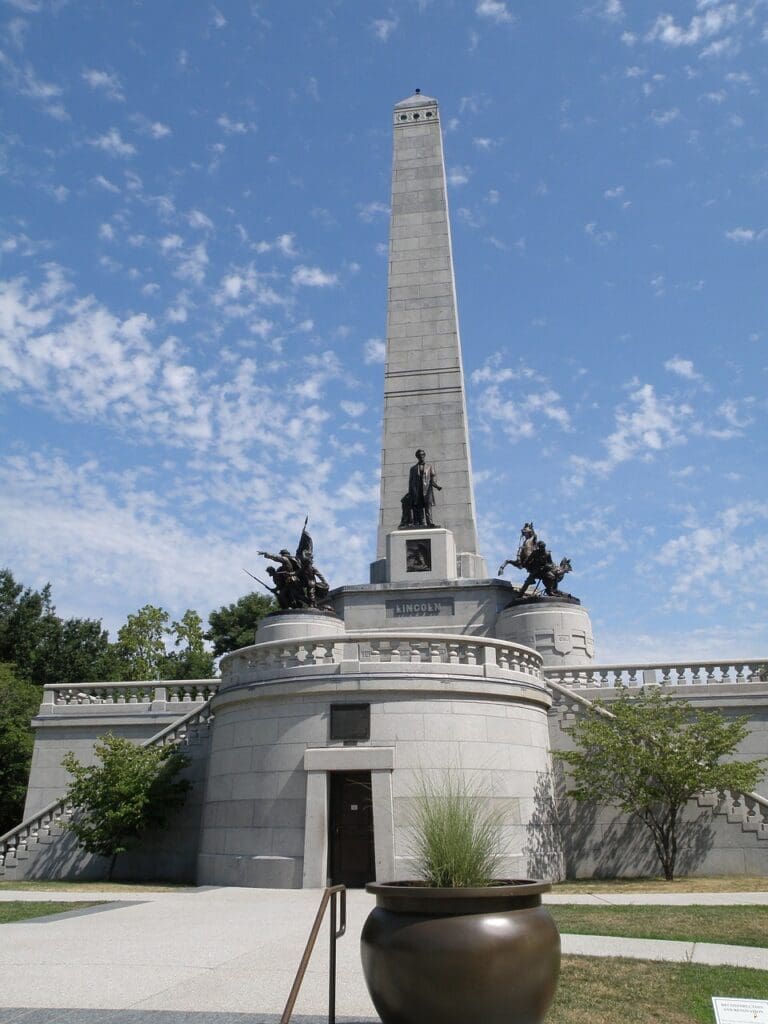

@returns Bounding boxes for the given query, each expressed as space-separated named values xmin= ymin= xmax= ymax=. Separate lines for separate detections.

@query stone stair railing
xmin=544 ymin=658 xmax=768 ymax=690
xmin=0 ymin=697 xmax=216 ymax=876
xmin=222 ymin=631 xmax=543 ymax=687
xmin=547 ymin=676 xmax=768 ymax=844
xmin=696 ymin=790 xmax=768 ymax=841
xmin=40 ymin=678 xmax=220 ymax=710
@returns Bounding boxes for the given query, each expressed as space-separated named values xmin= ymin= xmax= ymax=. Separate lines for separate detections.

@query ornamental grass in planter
xmin=360 ymin=774 xmax=561 ymax=1024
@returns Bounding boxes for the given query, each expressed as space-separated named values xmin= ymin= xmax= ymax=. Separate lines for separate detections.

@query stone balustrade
xmin=40 ymin=679 xmax=220 ymax=712
xmin=0 ymin=698 xmax=216 ymax=872
xmin=220 ymin=631 xmax=543 ymax=687
xmin=544 ymin=658 xmax=768 ymax=691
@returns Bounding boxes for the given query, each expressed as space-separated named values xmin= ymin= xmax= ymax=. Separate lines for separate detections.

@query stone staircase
xmin=0 ymin=698 xmax=215 ymax=879
xmin=695 ymin=789 xmax=768 ymax=843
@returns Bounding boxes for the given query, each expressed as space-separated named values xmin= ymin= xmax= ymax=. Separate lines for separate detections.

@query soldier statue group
xmin=250 ymin=520 xmax=330 ymax=611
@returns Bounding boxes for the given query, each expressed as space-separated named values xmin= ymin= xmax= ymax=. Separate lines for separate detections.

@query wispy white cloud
xmin=584 ymin=222 xmax=616 ymax=244
xmin=650 ymin=107 xmax=681 ymax=125
xmin=371 ymin=16 xmax=398 ymax=41
xmin=725 ymin=226 xmax=765 ymax=242
xmin=664 ymin=356 xmax=703 ymax=382
xmin=646 ymin=5 xmax=739 ymax=47
xmin=569 ymin=383 xmax=691 ymax=485
xmin=82 ymin=68 xmax=125 ymax=102
xmin=358 ymin=201 xmax=389 ymax=223
xmin=291 ymin=265 xmax=338 ymax=287
xmin=448 ymin=166 xmax=471 ymax=186
xmin=254 ymin=232 xmax=299 ymax=257
xmin=651 ymin=501 xmax=768 ymax=601
xmin=476 ymin=0 xmax=515 ymax=25
xmin=187 ymin=209 xmax=214 ymax=231
xmin=363 ymin=338 xmax=385 ymax=364
xmin=217 ymin=113 xmax=250 ymax=134
xmin=0 ymin=48 xmax=67 ymax=118
xmin=88 ymin=127 xmax=136 ymax=158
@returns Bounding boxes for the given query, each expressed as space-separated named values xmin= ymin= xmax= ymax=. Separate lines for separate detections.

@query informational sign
xmin=712 ymin=997 xmax=768 ymax=1023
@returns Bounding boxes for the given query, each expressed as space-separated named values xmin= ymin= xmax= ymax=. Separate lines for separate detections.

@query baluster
xmin=409 ymin=641 xmax=422 ymax=664
xmin=659 ymin=665 xmax=672 ymax=685
xmin=429 ymin=641 xmax=444 ymax=664
xmin=368 ymin=640 xmax=382 ymax=663
xmin=733 ymin=662 xmax=746 ymax=683
xmin=465 ymin=643 xmax=478 ymax=666
xmin=447 ymin=642 xmax=460 ymax=665
xmin=497 ymin=646 xmax=510 ymax=671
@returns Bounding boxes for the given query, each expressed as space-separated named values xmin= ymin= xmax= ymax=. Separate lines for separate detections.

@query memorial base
xmin=385 ymin=528 xmax=457 ymax=584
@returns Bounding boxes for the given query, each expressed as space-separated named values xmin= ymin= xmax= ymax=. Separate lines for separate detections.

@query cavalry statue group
xmin=498 ymin=522 xmax=572 ymax=598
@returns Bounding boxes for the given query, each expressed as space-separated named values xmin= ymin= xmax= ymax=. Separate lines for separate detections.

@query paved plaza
xmin=1 ymin=888 xmax=767 ymax=1024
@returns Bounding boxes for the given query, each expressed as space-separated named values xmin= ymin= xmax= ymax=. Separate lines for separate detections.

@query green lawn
xmin=548 ymin=958 xmax=768 ymax=1024
xmin=553 ymin=876 xmax=768 ymax=894
xmin=0 ymin=901 xmax=105 ymax=923
xmin=549 ymin=905 xmax=768 ymax=948
xmin=0 ymin=880 xmax=194 ymax=892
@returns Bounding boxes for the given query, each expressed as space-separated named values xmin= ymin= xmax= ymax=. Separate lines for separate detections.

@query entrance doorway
xmin=328 ymin=771 xmax=375 ymax=887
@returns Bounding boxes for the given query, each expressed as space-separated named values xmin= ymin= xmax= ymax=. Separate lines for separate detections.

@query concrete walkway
xmin=0 ymin=888 xmax=766 ymax=1024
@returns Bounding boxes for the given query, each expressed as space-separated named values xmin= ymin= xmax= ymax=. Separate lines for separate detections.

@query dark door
xmin=329 ymin=771 xmax=375 ymax=888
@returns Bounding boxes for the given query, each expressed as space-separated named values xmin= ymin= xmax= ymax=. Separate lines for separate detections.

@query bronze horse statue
xmin=498 ymin=522 xmax=573 ymax=597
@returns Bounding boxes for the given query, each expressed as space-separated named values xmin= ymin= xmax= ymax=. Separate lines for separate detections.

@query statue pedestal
xmin=386 ymin=528 xmax=457 ymax=584
xmin=255 ymin=608 xmax=344 ymax=644
xmin=494 ymin=598 xmax=595 ymax=667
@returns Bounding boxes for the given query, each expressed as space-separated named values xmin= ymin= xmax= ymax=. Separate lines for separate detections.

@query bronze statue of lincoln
xmin=400 ymin=448 xmax=442 ymax=528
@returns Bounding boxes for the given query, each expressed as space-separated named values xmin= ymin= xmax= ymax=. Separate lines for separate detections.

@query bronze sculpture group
xmin=498 ymin=522 xmax=573 ymax=598
xmin=253 ymin=522 xmax=331 ymax=610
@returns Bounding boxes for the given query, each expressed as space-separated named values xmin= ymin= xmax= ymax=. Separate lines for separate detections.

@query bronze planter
xmin=361 ymin=880 xmax=560 ymax=1024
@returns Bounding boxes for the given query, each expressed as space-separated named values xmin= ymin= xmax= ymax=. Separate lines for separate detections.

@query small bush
xmin=408 ymin=773 xmax=505 ymax=887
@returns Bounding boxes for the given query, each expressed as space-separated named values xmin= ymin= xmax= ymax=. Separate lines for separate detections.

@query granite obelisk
xmin=373 ymin=91 xmax=486 ymax=581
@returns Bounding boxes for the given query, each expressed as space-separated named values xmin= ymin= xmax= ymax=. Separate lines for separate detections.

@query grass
xmin=0 ymin=901 xmax=105 ymax=924
xmin=0 ymin=880 xmax=194 ymax=892
xmin=548 ymin=905 xmax=768 ymax=948
xmin=547 ymin=957 xmax=768 ymax=1023
xmin=408 ymin=773 xmax=504 ymax=887
xmin=553 ymin=876 xmax=768 ymax=894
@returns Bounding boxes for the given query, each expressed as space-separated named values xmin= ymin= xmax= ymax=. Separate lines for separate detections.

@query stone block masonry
xmin=375 ymin=93 xmax=484 ymax=574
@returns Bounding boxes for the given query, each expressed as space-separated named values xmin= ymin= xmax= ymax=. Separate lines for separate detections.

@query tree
xmin=206 ymin=592 xmax=275 ymax=657
xmin=62 ymin=734 xmax=191 ymax=879
xmin=0 ymin=663 xmax=40 ymax=835
xmin=557 ymin=687 xmax=766 ymax=880
xmin=31 ymin=617 xmax=121 ymax=687
xmin=162 ymin=610 xmax=216 ymax=680
xmin=0 ymin=569 xmax=119 ymax=686
xmin=116 ymin=605 xmax=170 ymax=680
xmin=0 ymin=569 xmax=58 ymax=682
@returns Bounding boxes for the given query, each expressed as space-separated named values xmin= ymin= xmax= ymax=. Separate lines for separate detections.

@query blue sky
xmin=1 ymin=0 xmax=766 ymax=663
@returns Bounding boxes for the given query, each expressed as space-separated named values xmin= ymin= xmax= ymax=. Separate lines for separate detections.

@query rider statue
xmin=498 ymin=522 xmax=573 ymax=598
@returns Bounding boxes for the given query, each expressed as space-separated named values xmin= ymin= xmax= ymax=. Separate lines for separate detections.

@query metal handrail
xmin=280 ymin=884 xmax=347 ymax=1024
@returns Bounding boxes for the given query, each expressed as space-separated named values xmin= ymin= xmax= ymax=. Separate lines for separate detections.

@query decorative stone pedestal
xmin=494 ymin=598 xmax=595 ymax=667
xmin=254 ymin=608 xmax=344 ymax=644
xmin=386 ymin=528 xmax=457 ymax=583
